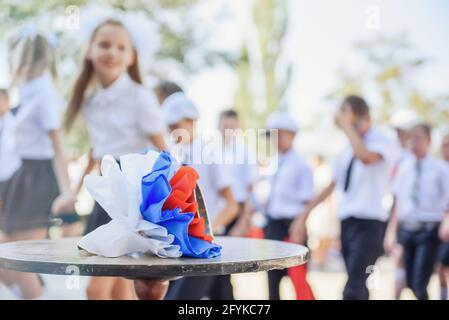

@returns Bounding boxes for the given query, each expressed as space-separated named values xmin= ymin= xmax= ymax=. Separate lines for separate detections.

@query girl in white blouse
xmin=0 ymin=31 xmax=73 ymax=299
xmin=0 ymin=89 xmax=21 ymax=243
xmin=64 ymin=19 xmax=167 ymax=300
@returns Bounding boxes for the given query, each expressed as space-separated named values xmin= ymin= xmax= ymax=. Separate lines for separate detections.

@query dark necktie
xmin=266 ymin=154 xmax=287 ymax=215
xmin=344 ymin=156 xmax=356 ymax=192
xmin=412 ymin=160 xmax=422 ymax=206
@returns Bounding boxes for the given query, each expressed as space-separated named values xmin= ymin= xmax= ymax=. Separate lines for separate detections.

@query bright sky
xmin=1 ymin=0 xmax=448 ymax=155
xmin=186 ymin=0 xmax=449 ymax=155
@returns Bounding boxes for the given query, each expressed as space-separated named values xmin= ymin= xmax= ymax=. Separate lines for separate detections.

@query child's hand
xmin=383 ymin=228 xmax=398 ymax=254
xmin=289 ymin=214 xmax=308 ymax=245
xmin=228 ymin=221 xmax=249 ymax=237
xmin=51 ymin=192 xmax=76 ymax=216
xmin=439 ymin=214 xmax=449 ymax=242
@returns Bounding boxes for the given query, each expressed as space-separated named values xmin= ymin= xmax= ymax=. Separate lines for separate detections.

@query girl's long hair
xmin=8 ymin=33 xmax=57 ymax=87
xmin=64 ymin=19 xmax=142 ymax=131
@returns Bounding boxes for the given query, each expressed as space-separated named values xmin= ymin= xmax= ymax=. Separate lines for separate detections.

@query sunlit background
xmin=1 ymin=0 xmax=448 ymax=157
xmin=0 ymin=0 xmax=448 ymax=300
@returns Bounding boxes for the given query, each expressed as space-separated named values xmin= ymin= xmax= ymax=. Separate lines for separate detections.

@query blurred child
xmin=293 ymin=96 xmax=398 ymax=300
xmin=0 ymin=89 xmax=21 ymax=242
xmin=263 ymin=111 xmax=315 ymax=300
xmin=437 ymin=133 xmax=449 ymax=299
xmin=384 ymin=118 xmax=415 ymax=299
xmin=162 ymin=92 xmax=238 ymax=300
xmin=208 ymin=109 xmax=258 ymax=299
xmin=1 ymin=30 xmax=73 ymax=299
xmin=389 ymin=124 xmax=449 ymax=300
xmin=218 ymin=109 xmax=258 ymax=238
xmin=154 ymin=81 xmax=183 ymax=106
xmin=63 ymin=19 xmax=167 ymax=300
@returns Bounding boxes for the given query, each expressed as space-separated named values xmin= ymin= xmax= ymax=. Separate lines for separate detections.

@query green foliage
xmin=234 ymin=0 xmax=291 ymax=130
xmin=329 ymin=34 xmax=449 ymax=127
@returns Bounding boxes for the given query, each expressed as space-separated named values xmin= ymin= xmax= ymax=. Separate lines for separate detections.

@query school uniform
xmin=165 ymin=137 xmax=234 ymax=300
xmin=332 ymin=126 xmax=397 ymax=300
xmin=1 ymin=73 xmax=62 ymax=234
xmin=394 ymin=155 xmax=449 ymax=299
xmin=208 ymin=138 xmax=259 ymax=300
xmin=438 ymin=239 xmax=449 ymax=268
xmin=438 ymin=161 xmax=449 ymax=268
xmin=82 ymin=73 xmax=165 ymax=234
xmin=264 ymin=148 xmax=314 ymax=300
xmin=0 ymin=112 xmax=21 ymax=227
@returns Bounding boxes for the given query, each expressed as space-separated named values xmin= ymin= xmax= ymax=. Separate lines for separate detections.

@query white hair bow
xmin=77 ymin=3 xmax=161 ymax=71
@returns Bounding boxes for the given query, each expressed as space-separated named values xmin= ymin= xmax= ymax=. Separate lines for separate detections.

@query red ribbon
xmin=162 ymin=166 xmax=213 ymax=243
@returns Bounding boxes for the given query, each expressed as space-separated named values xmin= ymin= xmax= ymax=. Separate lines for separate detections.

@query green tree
xmin=328 ymin=34 xmax=449 ymax=127
xmin=0 ymin=0 xmax=233 ymax=155
xmin=233 ymin=0 xmax=292 ymax=130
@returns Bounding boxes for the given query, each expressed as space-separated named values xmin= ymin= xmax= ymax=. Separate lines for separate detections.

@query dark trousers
xmin=399 ymin=224 xmax=440 ymax=300
xmin=264 ymin=217 xmax=293 ymax=300
xmin=340 ymin=217 xmax=386 ymax=300
xmin=165 ymin=215 xmax=240 ymax=300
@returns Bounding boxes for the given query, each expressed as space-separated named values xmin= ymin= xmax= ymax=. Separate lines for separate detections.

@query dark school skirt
xmin=0 ymin=181 xmax=7 ymax=225
xmin=0 ymin=159 xmax=59 ymax=234
xmin=438 ymin=242 xmax=449 ymax=267
xmin=83 ymin=201 xmax=111 ymax=235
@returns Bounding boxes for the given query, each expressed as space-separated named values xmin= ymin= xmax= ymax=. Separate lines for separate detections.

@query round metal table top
xmin=0 ymin=237 xmax=309 ymax=279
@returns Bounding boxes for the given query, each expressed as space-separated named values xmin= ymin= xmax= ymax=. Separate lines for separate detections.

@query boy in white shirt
xmin=263 ymin=111 xmax=315 ymax=300
xmin=437 ymin=133 xmax=449 ymax=300
xmin=290 ymin=96 xmax=398 ymax=300
xmin=218 ymin=109 xmax=259 ymax=235
xmin=385 ymin=114 xmax=416 ymax=300
xmin=210 ymin=109 xmax=259 ymax=299
xmin=389 ymin=124 xmax=449 ymax=300
xmin=162 ymin=92 xmax=239 ymax=300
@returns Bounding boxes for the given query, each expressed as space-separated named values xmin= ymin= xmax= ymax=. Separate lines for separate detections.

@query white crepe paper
xmin=77 ymin=151 xmax=181 ymax=258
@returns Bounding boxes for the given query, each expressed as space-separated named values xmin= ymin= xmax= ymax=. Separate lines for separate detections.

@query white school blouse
xmin=171 ymin=137 xmax=233 ymax=221
xmin=393 ymin=155 xmax=449 ymax=223
xmin=266 ymin=148 xmax=315 ymax=219
xmin=332 ymin=127 xmax=399 ymax=222
xmin=82 ymin=73 xmax=166 ymax=160
xmin=0 ymin=112 xmax=21 ymax=181
xmin=14 ymin=73 xmax=62 ymax=159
